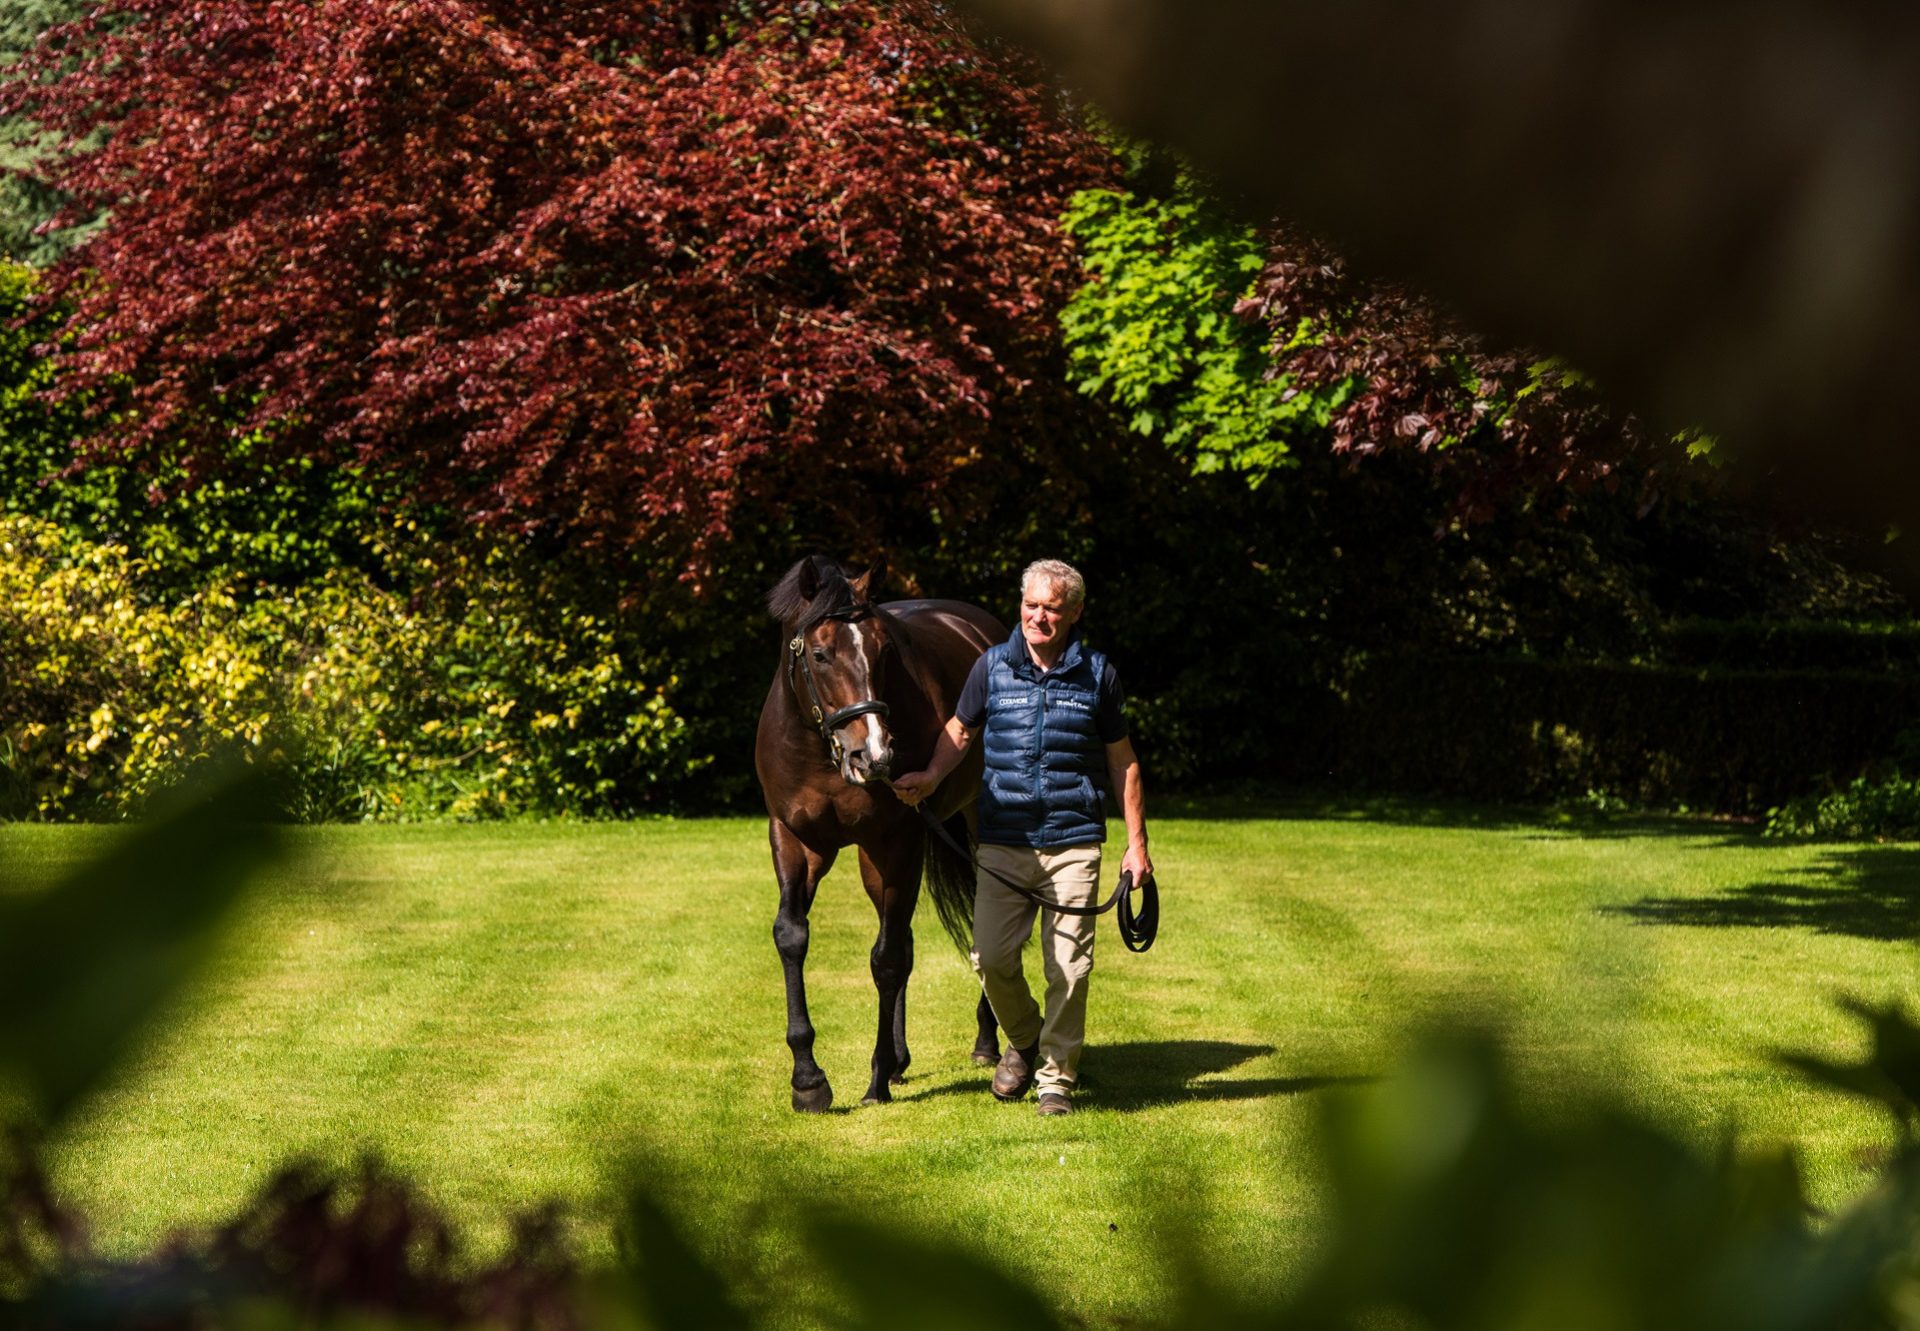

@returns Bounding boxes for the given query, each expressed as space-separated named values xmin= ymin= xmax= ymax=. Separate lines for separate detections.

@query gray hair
xmin=1021 ymin=559 xmax=1086 ymax=610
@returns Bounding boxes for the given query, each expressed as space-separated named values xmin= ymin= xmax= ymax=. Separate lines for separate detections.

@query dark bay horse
xmin=757 ymin=555 xmax=1003 ymax=1111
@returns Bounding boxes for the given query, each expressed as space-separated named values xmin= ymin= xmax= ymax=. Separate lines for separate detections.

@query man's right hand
xmin=890 ymin=772 xmax=933 ymax=806
xmin=890 ymin=718 xmax=973 ymax=809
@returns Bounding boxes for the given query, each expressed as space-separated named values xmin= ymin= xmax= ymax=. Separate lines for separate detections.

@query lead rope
xmin=915 ymin=805 xmax=1158 ymax=952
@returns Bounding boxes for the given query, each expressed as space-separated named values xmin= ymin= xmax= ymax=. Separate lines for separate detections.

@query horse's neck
xmin=884 ymin=619 xmax=941 ymax=709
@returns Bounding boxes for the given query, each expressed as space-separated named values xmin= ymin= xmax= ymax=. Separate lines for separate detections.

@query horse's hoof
xmin=889 ymin=1073 xmax=907 ymax=1086
xmin=972 ymin=1049 xmax=999 ymax=1067
xmin=792 ymin=1082 xmax=834 ymax=1114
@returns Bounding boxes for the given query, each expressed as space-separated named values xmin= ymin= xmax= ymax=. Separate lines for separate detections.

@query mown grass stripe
xmin=6 ymin=805 xmax=1911 ymax=1325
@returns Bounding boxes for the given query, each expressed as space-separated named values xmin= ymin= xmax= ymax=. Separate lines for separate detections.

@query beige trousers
xmin=970 ymin=842 xmax=1101 ymax=1095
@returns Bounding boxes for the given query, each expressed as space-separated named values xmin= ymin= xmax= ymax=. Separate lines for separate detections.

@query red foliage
xmin=1239 ymin=230 xmax=1655 ymax=525
xmin=3 ymin=0 xmax=1108 ymax=569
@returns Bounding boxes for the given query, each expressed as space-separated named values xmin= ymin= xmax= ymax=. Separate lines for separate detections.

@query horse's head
xmin=772 ymin=556 xmax=897 ymax=787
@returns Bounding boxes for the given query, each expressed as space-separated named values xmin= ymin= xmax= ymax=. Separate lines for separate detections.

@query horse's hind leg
xmin=950 ymin=805 xmax=998 ymax=1065
xmin=971 ymin=990 xmax=1000 ymax=1067
xmin=857 ymin=842 xmax=921 ymax=1105
xmin=771 ymin=820 xmax=835 ymax=1113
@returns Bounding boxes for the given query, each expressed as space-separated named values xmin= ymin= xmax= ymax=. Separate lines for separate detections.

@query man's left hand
xmin=1122 ymin=843 xmax=1153 ymax=886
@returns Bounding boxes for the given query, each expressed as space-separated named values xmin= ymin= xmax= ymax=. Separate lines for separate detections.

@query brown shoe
xmin=992 ymin=1043 xmax=1040 ymax=1101
xmin=1036 ymin=1092 xmax=1073 ymax=1116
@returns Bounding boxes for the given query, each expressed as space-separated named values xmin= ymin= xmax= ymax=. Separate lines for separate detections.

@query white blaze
xmin=846 ymin=621 xmax=888 ymax=764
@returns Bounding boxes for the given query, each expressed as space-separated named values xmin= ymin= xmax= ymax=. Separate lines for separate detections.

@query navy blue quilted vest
xmin=977 ymin=629 xmax=1110 ymax=848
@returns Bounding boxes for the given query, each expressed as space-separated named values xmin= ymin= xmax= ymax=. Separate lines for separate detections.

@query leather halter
xmin=788 ymin=608 xmax=891 ymax=767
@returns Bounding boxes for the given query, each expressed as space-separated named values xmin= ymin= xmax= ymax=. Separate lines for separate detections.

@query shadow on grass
xmin=912 ymin=1039 xmax=1372 ymax=1111
xmin=1604 ymin=845 xmax=1920 ymax=940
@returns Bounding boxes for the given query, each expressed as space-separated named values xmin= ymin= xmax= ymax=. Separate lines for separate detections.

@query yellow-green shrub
xmin=0 ymin=516 xmax=700 ymax=820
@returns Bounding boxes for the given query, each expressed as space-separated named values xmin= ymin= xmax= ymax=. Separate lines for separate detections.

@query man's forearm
xmin=922 ymin=718 xmax=975 ymax=785
xmin=890 ymin=717 xmax=975 ymax=806
xmin=1119 ymin=761 xmax=1148 ymax=851
xmin=1108 ymin=754 xmax=1148 ymax=851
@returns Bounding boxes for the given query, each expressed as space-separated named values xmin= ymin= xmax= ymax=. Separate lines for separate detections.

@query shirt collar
xmin=1006 ymin=626 xmax=1084 ymax=678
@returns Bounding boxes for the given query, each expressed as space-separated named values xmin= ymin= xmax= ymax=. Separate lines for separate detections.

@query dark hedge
xmin=1658 ymin=618 xmax=1920 ymax=673
xmin=1339 ymin=653 xmax=1920 ymax=813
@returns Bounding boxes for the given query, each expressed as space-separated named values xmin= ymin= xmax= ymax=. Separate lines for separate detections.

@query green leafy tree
xmin=1060 ymin=167 xmax=1665 ymax=524
xmin=1060 ymin=181 xmax=1339 ymax=476
xmin=0 ymin=0 xmax=90 ymax=264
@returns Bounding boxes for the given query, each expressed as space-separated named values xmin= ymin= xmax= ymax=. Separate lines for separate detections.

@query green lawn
xmin=3 ymin=802 xmax=1914 ymax=1326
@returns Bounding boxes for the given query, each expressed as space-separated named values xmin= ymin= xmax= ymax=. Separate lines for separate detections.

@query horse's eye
xmin=813 ymin=649 xmax=828 ymax=663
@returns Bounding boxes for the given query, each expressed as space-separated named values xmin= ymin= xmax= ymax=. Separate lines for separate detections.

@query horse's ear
xmin=853 ymin=555 xmax=887 ymax=602
xmin=796 ymin=558 xmax=822 ymax=603
xmin=767 ymin=556 xmax=823 ymax=623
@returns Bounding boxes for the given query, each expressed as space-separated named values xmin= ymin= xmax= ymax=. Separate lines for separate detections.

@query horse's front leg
xmin=771 ymin=820 xmax=835 ymax=1113
xmin=888 ymin=932 xmax=914 ymax=1085
xmin=857 ymin=840 xmax=921 ymax=1105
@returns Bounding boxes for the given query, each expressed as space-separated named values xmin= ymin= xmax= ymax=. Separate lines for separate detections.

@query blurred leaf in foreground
xmin=1276 ymin=1025 xmax=1889 ymax=1331
xmin=811 ymin=1216 xmax=1066 ymax=1331
xmin=609 ymin=1186 xmax=751 ymax=1331
xmin=0 ymin=763 xmax=282 ymax=1128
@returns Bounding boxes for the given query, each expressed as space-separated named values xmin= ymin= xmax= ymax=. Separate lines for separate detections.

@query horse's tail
xmin=922 ymin=811 xmax=976 ymax=953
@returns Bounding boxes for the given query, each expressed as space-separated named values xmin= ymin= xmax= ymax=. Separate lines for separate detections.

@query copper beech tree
xmin=1239 ymin=232 xmax=1658 ymax=527
xmin=2 ymin=0 xmax=1110 ymax=572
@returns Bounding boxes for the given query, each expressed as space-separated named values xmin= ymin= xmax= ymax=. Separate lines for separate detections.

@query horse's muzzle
xmin=847 ymin=749 xmax=894 ymax=785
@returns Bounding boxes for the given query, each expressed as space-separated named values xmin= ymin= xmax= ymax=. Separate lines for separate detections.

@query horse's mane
xmin=767 ymin=556 xmax=867 ymax=628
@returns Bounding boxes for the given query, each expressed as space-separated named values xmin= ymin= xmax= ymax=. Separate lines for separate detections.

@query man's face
xmin=1021 ymin=578 xmax=1082 ymax=655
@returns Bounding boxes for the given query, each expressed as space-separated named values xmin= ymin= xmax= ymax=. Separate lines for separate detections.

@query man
xmin=893 ymin=559 xmax=1151 ymax=1116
